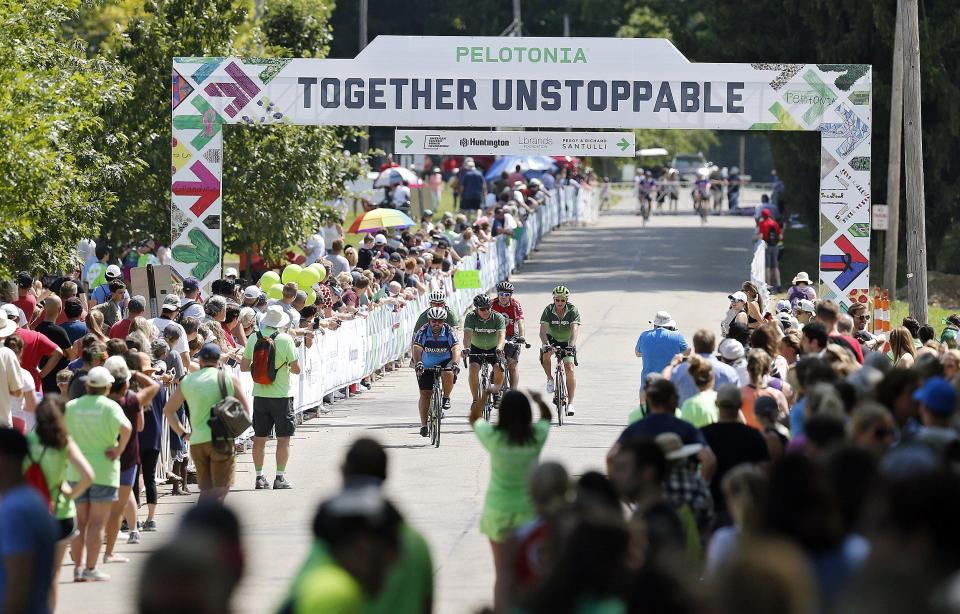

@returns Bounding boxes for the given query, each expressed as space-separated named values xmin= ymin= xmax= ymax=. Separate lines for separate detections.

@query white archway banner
xmin=172 ymin=36 xmax=871 ymax=307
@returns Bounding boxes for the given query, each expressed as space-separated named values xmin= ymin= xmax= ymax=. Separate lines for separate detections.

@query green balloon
xmin=309 ymin=263 xmax=327 ymax=282
xmin=260 ymin=270 xmax=281 ymax=287
xmin=305 ymin=288 xmax=317 ymax=306
xmin=266 ymin=283 xmax=284 ymax=300
xmin=282 ymin=264 xmax=302 ymax=284
xmin=298 ymin=267 xmax=321 ymax=288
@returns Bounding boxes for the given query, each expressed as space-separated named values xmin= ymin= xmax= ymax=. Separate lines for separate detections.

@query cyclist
xmin=539 ymin=286 xmax=581 ymax=416
xmin=640 ymin=170 xmax=658 ymax=210
xmin=463 ymin=294 xmax=507 ymax=405
xmin=491 ymin=281 xmax=525 ymax=390
xmin=413 ymin=290 xmax=461 ymax=335
xmin=693 ymin=172 xmax=711 ymax=212
xmin=412 ymin=307 xmax=461 ymax=438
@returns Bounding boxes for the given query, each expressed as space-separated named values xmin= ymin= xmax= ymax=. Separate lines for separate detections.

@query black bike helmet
xmin=496 ymin=281 xmax=514 ymax=293
xmin=473 ymin=294 xmax=492 ymax=309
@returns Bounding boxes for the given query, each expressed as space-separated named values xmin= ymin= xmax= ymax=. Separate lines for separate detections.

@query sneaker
xmin=442 ymin=397 xmax=451 ymax=410
xmin=127 ymin=531 xmax=141 ymax=545
xmin=120 ymin=519 xmax=129 ymax=533
xmin=545 ymin=380 xmax=555 ymax=394
xmin=104 ymin=553 xmax=129 ymax=564
xmin=81 ymin=568 xmax=111 ymax=582
xmin=255 ymin=475 xmax=270 ymax=490
xmin=273 ymin=476 xmax=292 ymax=490
xmin=141 ymin=520 xmax=157 ymax=532
xmin=73 ymin=566 xmax=83 ymax=583
xmin=420 ymin=426 xmax=429 ymax=438
xmin=566 ymin=404 xmax=575 ymax=417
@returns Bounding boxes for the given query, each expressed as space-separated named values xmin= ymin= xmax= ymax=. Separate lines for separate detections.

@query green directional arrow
xmin=616 ymin=137 xmax=630 ymax=151
xmin=400 ymin=135 xmax=413 ymax=148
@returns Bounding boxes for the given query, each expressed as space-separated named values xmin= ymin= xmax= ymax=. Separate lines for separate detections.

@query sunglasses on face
xmin=856 ymin=314 xmax=870 ymax=320
xmin=477 ymin=307 xmax=490 ymax=312
xmin=429 ymin=319 xmax=444 ymax=324
xmin=498 ymin=292 xmax=512 ymax=297
xmin=872 ymin=427 xmax=892 ymax=439
xmin=554 ymin=298 xmax=566 ymax=303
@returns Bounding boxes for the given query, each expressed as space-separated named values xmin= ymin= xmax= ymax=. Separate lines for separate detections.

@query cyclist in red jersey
xmin=492 ymin=281 xmax=525 ymax=390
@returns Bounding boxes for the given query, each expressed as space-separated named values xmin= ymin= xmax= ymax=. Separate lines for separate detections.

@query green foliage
xmin=0 ymin=0 xmax=134 ymax=275
xmin=261 ymin=0 xmax=333 ymax=57
xmin=615 ymin=6 xmax=671 ymax=40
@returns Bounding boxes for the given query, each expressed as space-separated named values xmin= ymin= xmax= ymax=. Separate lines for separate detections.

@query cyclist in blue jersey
xmin=693 ymin=173 xmax=711 ymax=211
xmin=412 ymin=307 xmax=462 ymax=438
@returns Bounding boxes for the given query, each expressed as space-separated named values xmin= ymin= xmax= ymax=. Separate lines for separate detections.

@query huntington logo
xmin=456 ymin=46 xmax=587 ymax=64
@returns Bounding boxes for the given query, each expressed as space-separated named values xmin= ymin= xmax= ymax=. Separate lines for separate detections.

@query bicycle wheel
xmin=431 ymin=382 xmax=441 ymax=447
xmin=554 ymin=366 xmax=565 ymax=426
xmin=480 ymin=364 xmax=492 ymax=422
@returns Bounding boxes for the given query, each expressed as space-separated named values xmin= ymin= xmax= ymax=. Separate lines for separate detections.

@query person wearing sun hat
xmin=635 ymin=311 xmax=689 ymax=387
xmin=241 ymin=305 xmax=301 ymax=490
xmin=787 ymin=271 xmax=817 ymax=311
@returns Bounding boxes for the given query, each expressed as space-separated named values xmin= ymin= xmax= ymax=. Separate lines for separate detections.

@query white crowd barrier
xmin=203 ymin=183 xmax=600 ymax=444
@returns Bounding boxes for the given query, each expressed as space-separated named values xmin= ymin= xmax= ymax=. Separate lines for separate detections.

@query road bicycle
xmin=471 ymin=351 xmax=503 ymax=422
xmin=548 ymin=345 xmax=577 ymax=426
xmin=501 ymin=336 xmax=531 ymax=392
xmin=426 ymin=365 xmax=446 ymax=448
xmin=637 ymin=194 xmax=652 ymax=226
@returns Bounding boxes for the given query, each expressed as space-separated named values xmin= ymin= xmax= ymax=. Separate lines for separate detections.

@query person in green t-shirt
xmin=469 ymin=388 xmax=552 ymax=613
xmin=677 ymin=355 xmax=719 ymax=427
xmin=538 ymin=285 xmax=581 ymax=417
xmin=283 ymin=438 xmax=434 ymax=614
xmin=241 ymin=305 xmax=301 ymax=490
xmin=165 ymin=343 xmax=251 ymax=503
xmin=413 ymin=289 xmax=461 ymax=336
xmin=289 ymin=486 xmax=402 ymax=614
xmin=64 ymin=365 xmax=132 ymax=583
xmin=25 ymin=395 xmax=94 ymax=608
xmin=463 ymin=294 xmax=507 ymax=403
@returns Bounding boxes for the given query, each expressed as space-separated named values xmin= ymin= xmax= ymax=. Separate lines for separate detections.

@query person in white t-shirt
xmin=303 ymin=233 xmax=326 ymax=266
xmin=0 ymin=312 xmax=25 ymax=427
xmin=3 ymin=334 xmax=38 ymax=431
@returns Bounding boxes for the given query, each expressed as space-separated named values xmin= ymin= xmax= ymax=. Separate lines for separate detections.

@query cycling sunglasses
xmin=553 ymin=298 xmax=567 ymax=303
xmin=477 ymin=306 xmax=491 ymax=311
xmin=497 ymin=292 xmax=512 ymax=296
xmin=428 ymin=318 xmax=445 ymax=324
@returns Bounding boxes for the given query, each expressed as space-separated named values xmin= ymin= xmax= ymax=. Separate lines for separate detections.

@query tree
xmin=0 ymin=0 xmax=134 ymax=275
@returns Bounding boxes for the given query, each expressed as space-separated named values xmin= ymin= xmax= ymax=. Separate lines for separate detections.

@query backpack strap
xmin=217 ymin=367 xmax=228 ymax=399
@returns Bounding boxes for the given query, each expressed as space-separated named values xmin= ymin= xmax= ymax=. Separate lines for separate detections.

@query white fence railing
xmin=156 ymin=183 xmax=599 ymax=465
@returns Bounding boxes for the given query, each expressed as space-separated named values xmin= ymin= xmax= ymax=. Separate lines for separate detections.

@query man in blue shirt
xmin=636 ymin=311 xmax=689 ymax=389
xmin=0 ymin=428 xmax=57 ymax=614
xmin=412 ymin=308 xmax=462 ymax=438
xmin=457 ymin=158 xmax=486 ymax=215
xmin=667 ymin=329 xmax=741 ymax=405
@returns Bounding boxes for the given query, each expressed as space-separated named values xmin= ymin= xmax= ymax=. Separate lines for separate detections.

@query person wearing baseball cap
xmin=241 ymin=305 xmax=301 ymax=490
xmin=179 ymin=277 xmax=205 ymax=321
xmin=635 ymin=311 xmax=689 ymax=388
xmin=64 ymin=364 xmax=133 ymax=582
xmin=150 ymin=295 xmax=191 ymax=368
xmin=223 ymin=267 xmax=239 ymax=281
xmin=723 ymin=292 xmax=749 ymax=337
xmin=89 ymin=264 xmax=128 ymax=308
xmin=796 ymin=299 xmax=817 ymax=325
xmin=164 ymin=343 xmax=250 ymax=503
xmin=911 ymin=377 xmax=959 ymax=461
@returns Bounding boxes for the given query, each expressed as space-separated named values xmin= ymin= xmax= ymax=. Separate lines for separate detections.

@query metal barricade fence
xmin=159 ymin=184 xmax=599 ymax=460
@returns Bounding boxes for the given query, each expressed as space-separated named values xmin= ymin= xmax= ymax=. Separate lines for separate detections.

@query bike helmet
xmin=473 ymin=294 xmax=492 ymax=309
xmin=496 ymin=281 xmax=514 ymax=293
xmin=552 ymin=285 xmax=570 ymax=298
xmin=426 ymin=306 xmax=447 ymax=321
xmin=428 ymin=290 xmax=446 ymax=303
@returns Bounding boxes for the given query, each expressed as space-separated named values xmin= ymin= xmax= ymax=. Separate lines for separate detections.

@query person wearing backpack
xmin=241 ymin=305 xmax=301 ymax=490
xmin=164 ymin=343 xmax=251 ymax=503
xmin=756 ymin=209 xmax=783 ymax=293
xmin=24 ymin=395 xmax=94 ymax=609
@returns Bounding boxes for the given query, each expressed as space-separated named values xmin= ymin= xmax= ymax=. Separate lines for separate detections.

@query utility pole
xmin=738 ymin=135 xmax=746 ymax=176
xmin=884 ymin=0 xmax=904 ymax=296
xmin=563 ymin=13 xmax=570 ymax=37
xmin=513 ymin=0 xmax=522 ymax=36
xmin=902 ymin=0 xmax=927 ymax=322
xmin=359 ymin=0 xmax=369 ymax=154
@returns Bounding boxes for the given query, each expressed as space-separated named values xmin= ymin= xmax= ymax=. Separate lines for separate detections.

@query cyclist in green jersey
xmin=463 ymin=294 xmax=507 ymax=404
xmin=412 ymin=290 xmax=461 ymax=336
xmin=539 ymin=286 xmax=581 ymax=416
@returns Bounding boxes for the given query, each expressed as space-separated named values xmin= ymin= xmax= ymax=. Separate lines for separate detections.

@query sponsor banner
xmin=395 ymin=129 xmax=634 ymax=156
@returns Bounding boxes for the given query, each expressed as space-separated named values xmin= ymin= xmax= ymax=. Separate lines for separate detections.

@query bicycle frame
xmin=428 ymin=366 xmax=443 ymax=448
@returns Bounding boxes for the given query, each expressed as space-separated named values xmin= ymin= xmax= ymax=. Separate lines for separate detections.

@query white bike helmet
xmin=428 ymin=290 xmax=446 ymax=303
xmin=426 ymin=307 xmax=447 ymax=321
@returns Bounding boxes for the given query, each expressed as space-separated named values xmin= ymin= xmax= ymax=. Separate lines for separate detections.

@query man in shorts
xmin=463 ymin=294 xmax=507 ymax=404
xmin=241 ymin=305 xmax=301 ymax=490
xmin=412 ymin=307 xmax=462 ymax=437
xmin=539 ymin=286 xmax=580 ymax=416
xmin=164 ymin=343 xmax=250 ymax=502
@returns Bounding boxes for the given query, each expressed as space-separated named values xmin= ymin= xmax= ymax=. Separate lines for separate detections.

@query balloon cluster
xmin=259 ymin=263 xmax=326 ymax=306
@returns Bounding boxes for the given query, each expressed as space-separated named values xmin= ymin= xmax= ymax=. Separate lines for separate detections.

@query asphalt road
xmin=61 ymin=198 xmax=755 ymax=613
